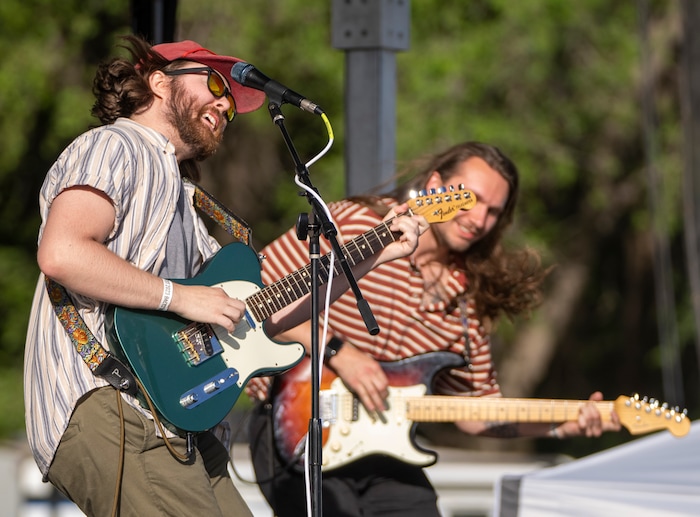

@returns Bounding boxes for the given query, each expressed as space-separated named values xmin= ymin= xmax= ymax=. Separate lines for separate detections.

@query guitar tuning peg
xmin=662 ymin=402 xmax=669 ymax=409
xmin=408 ymin=189 xmax=418 ymax=199
xmin=448 ymin=185 xmax=455 ymax=192
xmin=436 ymin=186 xmax=447 ymax=194
xmin=417 ymin=189 xmax=427 ymax=197
xmin=428 ymin=188 xmax=436 ymax=195
xmin=458 ymin=183 xmax=465 ymax=190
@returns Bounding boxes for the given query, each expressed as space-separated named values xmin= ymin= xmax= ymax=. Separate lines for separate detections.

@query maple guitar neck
xmin=403 ymin=394 xmax=689 ymax=437
xmin=405 ymin=396 xmax=615 ymax=423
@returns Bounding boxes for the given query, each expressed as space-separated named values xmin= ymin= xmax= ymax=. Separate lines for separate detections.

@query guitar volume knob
xmin=180 ymin=393 xmax=198 ymax=408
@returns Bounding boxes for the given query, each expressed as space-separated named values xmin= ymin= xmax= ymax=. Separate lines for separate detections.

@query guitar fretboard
xmin=404 ymin=396 xmax=616 ymax=423
xmin=246 ymin=219 xmax=399 ymax=321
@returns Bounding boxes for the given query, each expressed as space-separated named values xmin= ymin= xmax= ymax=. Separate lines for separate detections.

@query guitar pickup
xmin=174 ymin=323 xmax=224 ymax=366
xmin=319 ymin=390 xmax=339 ymax=426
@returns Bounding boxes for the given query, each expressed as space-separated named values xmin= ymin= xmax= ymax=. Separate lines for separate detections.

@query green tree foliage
xmin=0 ymin=0 xmax=130 ymax=438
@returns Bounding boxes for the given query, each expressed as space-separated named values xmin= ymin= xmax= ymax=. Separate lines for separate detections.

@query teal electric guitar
xmin=105 ymin=186 xmax=476 ymax=432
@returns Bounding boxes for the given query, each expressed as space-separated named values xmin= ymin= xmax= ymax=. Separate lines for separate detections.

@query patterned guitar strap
xmin=47 ymin=182 xmax=252 ymax=395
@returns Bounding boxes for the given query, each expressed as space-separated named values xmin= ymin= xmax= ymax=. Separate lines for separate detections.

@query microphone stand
xmin=265 ymin=101 xmax=379 ymax=517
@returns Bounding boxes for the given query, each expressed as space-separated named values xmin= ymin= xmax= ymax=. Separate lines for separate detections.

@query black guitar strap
xmin=47 ymin=182 xmax=253 ymax=392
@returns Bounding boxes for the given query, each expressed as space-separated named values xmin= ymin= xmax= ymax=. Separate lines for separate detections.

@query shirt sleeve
xmin=40 ymin=128 xmax=135 ymax=240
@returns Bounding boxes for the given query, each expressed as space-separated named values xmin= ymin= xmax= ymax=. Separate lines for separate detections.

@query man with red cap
xmin=23 ymin=35 xmax=426 ymax=516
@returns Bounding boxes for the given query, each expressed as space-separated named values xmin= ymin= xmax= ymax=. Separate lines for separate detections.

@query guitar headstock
xmin=614 ymin=394 xmax=691 ymax=437
xmin=407 ymin=185 xmax=477 ymax=224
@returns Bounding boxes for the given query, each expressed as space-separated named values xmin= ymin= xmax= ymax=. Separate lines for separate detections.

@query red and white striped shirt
xmin=246 ymin=198 xmax=501 ymax=401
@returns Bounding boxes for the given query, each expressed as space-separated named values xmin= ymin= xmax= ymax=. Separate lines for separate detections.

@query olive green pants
xmin=47 ymin=387 xmax=252 ymax=517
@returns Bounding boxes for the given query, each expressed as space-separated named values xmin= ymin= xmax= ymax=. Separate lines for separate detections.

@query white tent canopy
xmin=494 ymin=421 xmax=700 ymax=517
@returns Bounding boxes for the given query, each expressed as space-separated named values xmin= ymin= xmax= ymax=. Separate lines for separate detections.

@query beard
xmin=167 ymin=81 xmax=224 ymax=161
xmin=432 ymin=219 xmax=477 ymax=254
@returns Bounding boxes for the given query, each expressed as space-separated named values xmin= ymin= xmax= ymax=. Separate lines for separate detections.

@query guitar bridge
xmin=174 ymin=323 xmax=223 ymax=366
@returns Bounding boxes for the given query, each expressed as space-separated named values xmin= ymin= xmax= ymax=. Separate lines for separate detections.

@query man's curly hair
xmin=90 ymin=35 xmax=201 ymax=180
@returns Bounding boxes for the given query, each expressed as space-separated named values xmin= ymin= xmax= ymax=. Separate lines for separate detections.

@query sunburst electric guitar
xmin=105 ymin=186 xmax=476 ymax=432
xmin=272 ymin=352 xmax=691 ymax=471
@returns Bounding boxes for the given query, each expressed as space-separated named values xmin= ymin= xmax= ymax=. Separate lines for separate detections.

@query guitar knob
xmin=180 ymin=393 xmax=197 ymax=408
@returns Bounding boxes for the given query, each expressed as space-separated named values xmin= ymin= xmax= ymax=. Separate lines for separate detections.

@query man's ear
xmin=149 ymin=70 xmax=169 ymax=100
xmin=425 ymin=170 xmax=443 ymax=190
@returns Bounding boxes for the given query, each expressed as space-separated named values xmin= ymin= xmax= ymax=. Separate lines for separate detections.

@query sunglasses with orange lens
xmin=164 ymin=67 xmax=236 ymax=122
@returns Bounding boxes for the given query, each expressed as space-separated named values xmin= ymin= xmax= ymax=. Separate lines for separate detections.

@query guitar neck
xmin=405 ymin=396 xmax=615 ymax=424
xmin=247 ymin=219 xmax=399 ymax=321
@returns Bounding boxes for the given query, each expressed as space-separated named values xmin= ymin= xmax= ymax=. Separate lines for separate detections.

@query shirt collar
xmin=115 ymin=118 xmax=176 ymax=155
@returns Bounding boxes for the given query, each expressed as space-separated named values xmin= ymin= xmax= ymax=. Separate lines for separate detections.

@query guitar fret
xmin=346 ymin=235 xmax=369 ymax=265
xmin=284 ymin=270 xmax=309 ymax=303
xmin=274 ymin=275 xmax=298 ymax=307
xmin=316 ymin=257 xmax=331 ymax=284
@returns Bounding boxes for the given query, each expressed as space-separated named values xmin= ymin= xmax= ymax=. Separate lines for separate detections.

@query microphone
xmin=230 ymin=62 xmax=323 ymax=115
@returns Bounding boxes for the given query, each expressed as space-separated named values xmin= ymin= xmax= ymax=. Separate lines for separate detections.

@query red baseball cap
xmin=152 ymin=40 xmax=265 ymax=114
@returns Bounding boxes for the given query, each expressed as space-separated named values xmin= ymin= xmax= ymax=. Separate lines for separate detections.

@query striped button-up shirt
xmin=246 ymin=198 xmax=501 ymax=401
xmin=24 ymin=118 xmax=220 ymax=477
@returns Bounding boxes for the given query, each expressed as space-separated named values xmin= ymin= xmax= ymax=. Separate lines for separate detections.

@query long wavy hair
xmin=353 ymin=141 xmax=547 ymax=323
xmin=90 ymin=34 xmax=200 ymax=180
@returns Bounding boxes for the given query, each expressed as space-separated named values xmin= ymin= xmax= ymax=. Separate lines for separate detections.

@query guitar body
xmin=272 ymin=351 xmax=465 ymax=470
xmin=106 ymin=242 xmax=305 ymax=432
xmin=272 ymin=351 xmax=692 ymax=472
xmin=102 ymin=188 xmax=481 ymax=434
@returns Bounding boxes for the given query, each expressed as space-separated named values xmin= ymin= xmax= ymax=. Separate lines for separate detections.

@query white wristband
xmin=549 ymin=423 xmax=562 ymax=439
xmin=157 ymin=279 xmax=173 ymax=311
